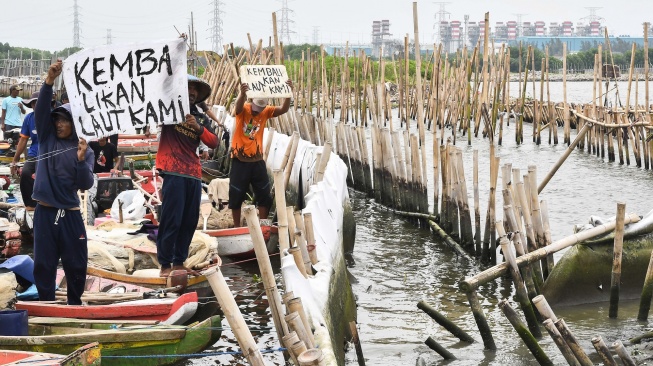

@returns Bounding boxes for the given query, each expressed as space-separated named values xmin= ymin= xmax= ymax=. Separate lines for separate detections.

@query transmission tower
xmin=73 ymin=0 xmax=81 ymax=48
xmin=433 ymin=2 xmax=450 ymax=44
xmin=512 ymin=13 xmax=527 ymax=37
xmin=278 ymin=0 xmax=296 ymax=45
xmin=582 ymin=7 xmax=604 ymax=22
xmin=106 ymin=29 xmax=112 ymax=45
xmin=208 ymin=0 xmax=224 ymax=54
xmin=312 ymin=27 xmax=320 ymax=45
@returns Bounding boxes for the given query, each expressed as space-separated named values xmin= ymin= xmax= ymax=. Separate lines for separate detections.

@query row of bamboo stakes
xmin=196 ymin=4 xmax=653 ymax=364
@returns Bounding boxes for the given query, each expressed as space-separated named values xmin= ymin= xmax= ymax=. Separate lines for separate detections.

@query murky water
xmin=343 ymin=86 xmax=653 ymax=365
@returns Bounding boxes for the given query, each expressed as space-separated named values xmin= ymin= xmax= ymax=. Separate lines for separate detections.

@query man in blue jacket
xmin=32 ymin=60 xmax=95 ymax=305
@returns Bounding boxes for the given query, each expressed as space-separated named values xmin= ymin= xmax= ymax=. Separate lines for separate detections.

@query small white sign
xmin=239 ymin=65 xmax=291 ymax=99
xmin=63 ymin=38 xmax=189 ymax=140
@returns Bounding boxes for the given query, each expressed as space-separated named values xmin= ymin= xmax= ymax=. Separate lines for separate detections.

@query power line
xmin=73 ymin=0 xmax=81 ymax=48
xmin=208 ymin=0 xmax=224 ymax=54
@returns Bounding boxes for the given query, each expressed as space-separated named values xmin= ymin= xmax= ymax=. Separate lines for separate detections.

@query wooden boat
xmin=16 ymin=292 xmax=198 ymax=325
xmin=204 ymin=224 xmax=279 ymax=259
xmin=0 ymin=342 xmax=100 ymax=366
xmin=83 ymin=266 xmax=220 ymax=324
xmin=0 ymin=315 xmax=221 ymax=366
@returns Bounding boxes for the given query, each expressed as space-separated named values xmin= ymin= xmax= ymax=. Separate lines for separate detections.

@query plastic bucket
xmin=0 ymin=310 xmax=28 ymax=336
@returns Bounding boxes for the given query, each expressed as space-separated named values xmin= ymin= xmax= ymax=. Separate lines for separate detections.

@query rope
xmin=101 ymin=347 xmax=287 ymax=359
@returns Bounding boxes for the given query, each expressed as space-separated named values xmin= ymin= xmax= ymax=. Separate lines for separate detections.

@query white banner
xmin=239 ymin=65 xmax=291 ymax=99
xmin=63 ymin=38 xmax=188 ymax=140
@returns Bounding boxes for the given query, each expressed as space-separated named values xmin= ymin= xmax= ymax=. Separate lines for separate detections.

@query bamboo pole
xmin=461 ymin=213 xmax=640 ymax=291
xmin=412 ymin=2 xmax=428 ymax=202
xmin=542 ymin=319 xmax=581 ymax=366
xmin=204 ymin=267 xmax=266 ymax=365
xmin=537 ymin=121 xmax=591 ymax=193
xmin=473 ymin=149 xmax=481 ymax=256
xmin=303 ymin=213 xmax=319 ymax=265
xmin=551 ymin=42 xmax=571 ymax=145
xmin=638 ymin=248 xmax=653 ymax=321
xmin=424 ymin=337 xmax=456 ymax=360
xmin=612 ymin=340 xmax=636 ymax=366
xmin=554 ymin=319 xmax=593 ymax=366
xmin=287 ymin=297 xmax=314 ymax=347
xmin=539 ymin=200 xmax=555 ymax=277
xmin=274 ymin=170 xmax=291 ymax=258
xmin=289 ymin=245 xmax=308 ymax=278
xmin=285 ymin=311 xmax=314 ymax=350
xmin=417 ymin=300 xmax=475 ymax=343
xmin=498 ymin=225 xmax=542 ymax=338
xmin=498 ymin=300 xmax=553 ymax=366
xmin=298 ymin=349 xmax=325 ymax=366
xmin=591 ymin=336 xmax=617 ymax=366
xmin=243 ymin=205 xmax=289 ymax=341
xmin=289 ymin=339 xmax=308 ymax=366
xmin=466 ymin=288 xmax=495 ymax=350
xmin=609 ymin=202 xmax=626 ymax=318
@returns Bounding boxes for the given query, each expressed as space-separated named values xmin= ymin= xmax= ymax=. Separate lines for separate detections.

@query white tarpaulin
xmin=239 ymin=65 xmax=291 ymax=99
xmin=63 ymin=38 xmax=188 ymax=140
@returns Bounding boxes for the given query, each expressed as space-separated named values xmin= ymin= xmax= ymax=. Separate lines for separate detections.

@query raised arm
xmin=75 ymin=138 xmax=95 ymax=190
xmin=36 ymin=61 xmax=63 ymax=140
xmin=234 ymin=83 xmax=248 ymax=116
xmin=272 ymin=79 xmax=293 ymax=117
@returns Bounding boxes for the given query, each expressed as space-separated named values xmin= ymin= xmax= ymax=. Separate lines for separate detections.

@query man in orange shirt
xmin=230 ymin=80 xmax=293 ymax=227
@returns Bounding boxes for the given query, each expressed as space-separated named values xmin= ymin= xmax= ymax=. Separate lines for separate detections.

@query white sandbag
xmin=0 ymin=272 xmax=18 ymax=310
xmin=110 ymin=190 xmax=146 ymax=220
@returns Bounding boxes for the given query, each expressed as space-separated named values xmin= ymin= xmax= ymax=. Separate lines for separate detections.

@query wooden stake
xmin=297 ymin=349 xmax=325 ymax=366
xmin=609 ymin=202 xmax=626 ymax=318
xmin=542 ymin=319 xmax=581 ymax=366
xmin=349 ymin=321 xmax=366 ymax=366
xmin=204 ymin=267 xmax=267 ymax=365
xmin=591 ymin=336 xmax=617 ymax=366
xmin=466 ymin=289 xmax=496 ymax=350
xmin=417 ymin=300 xmax=475 ymax=343
xmin=287 ymin=297 xmax=314 ymax=347
xmin=285 ymin=311 xmax=314 ymax=349
xmin=243 ymin=205 xmax=289 ymax=340
xmin=612 ymin=340 xmax=636 ymax=366
xmin=498 ymin=300 xmax=552 ymax=365
xmin=638 ymin=248 xmax=653 ymax=321
xmin=424 ymin=337 xmax=456 ymax=360
xmin=498 ymin=225 xmax=542 ymax=338
xmin=554 ymin=319 xmax=593 ymax=366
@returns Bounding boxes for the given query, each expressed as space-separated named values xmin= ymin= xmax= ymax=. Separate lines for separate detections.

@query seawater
xmin=190 ymin=81 xmax=653 ymax=365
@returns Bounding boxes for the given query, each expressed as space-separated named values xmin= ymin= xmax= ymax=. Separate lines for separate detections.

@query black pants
xmin=156 ymin=175 xmax=201 ymax=267
xmin=33 ymin=205 xmax=87 ymax=305
xmin=228 ymin=159 xmax=272 ymax=209
xmin=19 ymin=159 xmax=37 ymax=208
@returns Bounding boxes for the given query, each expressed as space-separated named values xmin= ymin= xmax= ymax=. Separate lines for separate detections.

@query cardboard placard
xmin=62 ymin=38 xmax=188 ymax=140
xmin=239 ymin=65 xmax=291 ymax=99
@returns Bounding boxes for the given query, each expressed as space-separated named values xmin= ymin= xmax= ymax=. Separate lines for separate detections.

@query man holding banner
xmin=229 ymin=78 xmax=293 ymax=227
xmin=32 ymin=60 xmax=95 ymax=305
xmin=155 ymin=75 xmax=218 ymax=277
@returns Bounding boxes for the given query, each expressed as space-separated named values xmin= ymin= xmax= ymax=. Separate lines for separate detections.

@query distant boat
xmin=0 ymin=315 xmax=221 ymax=366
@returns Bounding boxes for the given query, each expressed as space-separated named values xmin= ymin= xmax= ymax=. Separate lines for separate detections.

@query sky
xmin=1 ymin=0 xmax=651 ymax=53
